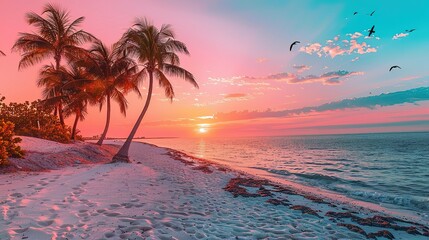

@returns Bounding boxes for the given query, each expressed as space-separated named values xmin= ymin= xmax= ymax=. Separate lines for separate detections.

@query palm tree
xmin=112 ymin=19 xmax=198 ymax=162
xmin=85 ymin=40 xmax=140 ymax=145
xmin=0 ymin=50 xmax=5 ymax=56
xmin=12 ymin=3 xmax=94 ymax=126
xmin=38 ymin=63 xmax=95 ymax=140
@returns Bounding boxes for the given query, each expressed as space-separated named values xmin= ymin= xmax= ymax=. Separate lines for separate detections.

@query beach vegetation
xmin=0 ymin=96 xmax=73 ymax=143
xmin=0 ymin=120 xmax=24 ymax=166
xmin=112 ymin=18 xmax=198 ymax=162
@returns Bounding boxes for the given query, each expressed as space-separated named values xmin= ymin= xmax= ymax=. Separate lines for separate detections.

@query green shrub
xmin=0 ymin=96 xmax=74 ymax=143
xmin=0 ymin=120 xmax=24 ymax=166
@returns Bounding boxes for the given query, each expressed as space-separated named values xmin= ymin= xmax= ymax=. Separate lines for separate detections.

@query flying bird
xmin=405 ymin=29 xmax=416 ymax=33
xmin=389 ymin=65 xmax=401 ymax=71
xmin=289 ymin=41 xmax=300 ymax=51
xmin=368 ymin=25 xmax=375 ymax=37
xmin=370 ymin=10 xmax=375 ymax=16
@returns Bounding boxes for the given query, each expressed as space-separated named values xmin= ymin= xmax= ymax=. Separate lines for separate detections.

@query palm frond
xmin=162 ymin=64 xmax=198 ymax=88
xmin=110 ymin=88 xmax=128 ymax=116
xmin=154 ymin=69 xmax=174 ymax=100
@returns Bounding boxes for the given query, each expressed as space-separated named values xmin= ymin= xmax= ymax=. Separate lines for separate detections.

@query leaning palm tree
xmin=112 ymin=19 xmax=198 ymax=162
xmin=12 ymin=3 xmax=94 ymax=126
xmin=85 ymin=40 xmax=140 ymax=145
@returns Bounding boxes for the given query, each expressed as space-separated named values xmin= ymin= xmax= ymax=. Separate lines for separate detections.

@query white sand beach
xmin=0 ymin=137 xmax=428 ymax=239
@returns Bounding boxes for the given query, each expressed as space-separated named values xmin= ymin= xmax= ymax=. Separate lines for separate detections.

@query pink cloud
xmin=347 ymin=32 xmax=363 ymax=39
xmin=322 ymin=45 xmax=346 ymax=58
xmin=299 ymin=43 xmax=322 ymax=57
xmin=348 ymin=40 xmax=377 ymax=54
xmin=300 ymin=33 xmax=377 ymax=58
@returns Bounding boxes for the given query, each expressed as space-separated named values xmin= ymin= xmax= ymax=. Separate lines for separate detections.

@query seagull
xmin=289 ymin=41 xmax=300 ymax=51
xmin=405 ymin=29 xmax=416 ymax=33
xmin=368 ymin=25 xmax=375 ymax=37
xmin=353 ymin=12 xmax=358 ymax=15
xmin=389 ymin=65 xmax=401 ymax=71
xmin=370 ymin=10 xmax=375 ymax=16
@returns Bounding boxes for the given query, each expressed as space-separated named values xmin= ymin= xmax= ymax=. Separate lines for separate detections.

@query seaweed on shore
xmin=266 ymin=198 xmax=290 ymax=206
xmin=337 ymin=223 xmax=368 ymax=237
xmin=192 ymin=164 xmax=213 ymax=174
xmin=326 ymin=211 xmax=429 ymax=236
xmin=223 ymin=177 xmax=271 ymax=198
xmin=290 ymin=205 xmax=321 ymax=218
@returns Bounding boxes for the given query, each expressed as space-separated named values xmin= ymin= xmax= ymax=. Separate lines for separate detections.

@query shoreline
xmin=0 ymin=138 xmax=427 ymax=239
xmin=141 ymin=140 xmax=428 ymax=225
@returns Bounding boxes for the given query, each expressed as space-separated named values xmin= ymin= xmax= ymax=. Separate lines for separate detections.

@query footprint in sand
xmin=12 ymin=228 xmax=29 ymax=235
xmin=104 ymin=212 xmax=121 ymax=217
xmin=9 ymin=192 xmax=24 ymax=198
xmin=104 ymin=231 xmax=116 ymax=238
xmin=96 ymin=209 xmax=107 ymax=213
xmin=109 ymin=204 xmax=121 ymax=209
xmin=37 ymin=219 xmax=54 ymax=227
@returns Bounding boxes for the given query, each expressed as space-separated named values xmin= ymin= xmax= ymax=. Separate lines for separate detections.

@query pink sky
xmin=1 ymin=1 xmax=428 ymax=138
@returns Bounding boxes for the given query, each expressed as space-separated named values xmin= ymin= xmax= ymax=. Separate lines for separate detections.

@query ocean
xmin=139 ymin=132 xmax=429 ymax=218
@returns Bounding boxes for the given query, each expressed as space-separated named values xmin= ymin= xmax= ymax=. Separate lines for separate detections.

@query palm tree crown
xmin=113 ymin=18 xmax=198 ymax=162
xmin=85 ymin=40 xmax=140 ymax=145
xmin=12 ymin=3 xmax=94 ymax=126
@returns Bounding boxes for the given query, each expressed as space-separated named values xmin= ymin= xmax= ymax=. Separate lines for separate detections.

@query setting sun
xmin=198 ymin=128 xmax=207 ymax=134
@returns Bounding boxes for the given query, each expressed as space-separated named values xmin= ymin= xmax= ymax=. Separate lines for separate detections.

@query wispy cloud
xmin=224 ymin=93 xmax=248 ymax=99
xmin=392 ymin=33 xmax=409 ymax=40
xmin=300 ymin=33 xmax=377 ymax=58
xmin=292 ymin=64 xmax=311 ymax=73
xmin=216 ymin=87 xmax=429 ymax=121
xmin=265 ymin=70 xmax=363 ymax=85
xmin=400 ymin=76 xmax=421 ymax=81
xmin=207 ymin=76 xmax=270 ymax=86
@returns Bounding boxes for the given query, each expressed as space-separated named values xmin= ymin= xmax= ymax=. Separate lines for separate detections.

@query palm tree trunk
xmin=54 ymin=56 xmax=65 ymax=127
xmin=58 ymin=101 xmax=65 ymax=127
xmin=97 ymin=95 xmax=111 ymax=145
xmin=71 ymin=111 xmax=79 ymax=140
xmin=112 ymin=72 xmax=154 ymax=163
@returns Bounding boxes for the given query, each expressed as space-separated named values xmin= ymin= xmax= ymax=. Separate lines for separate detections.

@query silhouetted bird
xmin=368 ymin=25 xmax=375 ymax=37
xmin=370 ymin=10 xmax=375 ymax=16
xmin=289 ymin=41 xmax=300 ymax=51
xmin=389 ymin=65 xmax=401 ymax=71
xmin=405 ymin=29 xmax=416 ymax=33
xmin=353 ymin=12 xmax=358 ymax=15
